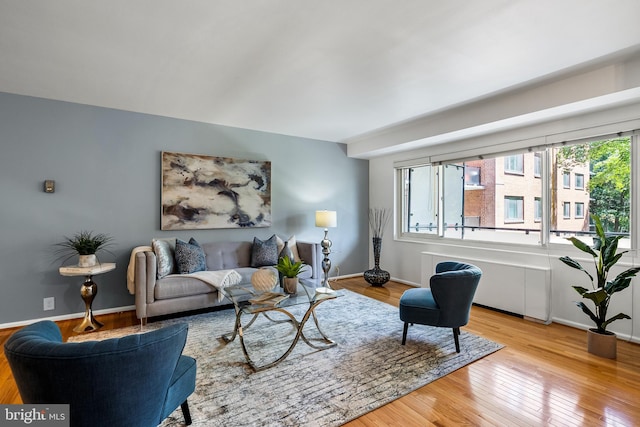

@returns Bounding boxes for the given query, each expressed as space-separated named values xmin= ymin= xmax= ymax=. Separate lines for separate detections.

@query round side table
xmin=59 ymin=263 xmax=116 ymax=333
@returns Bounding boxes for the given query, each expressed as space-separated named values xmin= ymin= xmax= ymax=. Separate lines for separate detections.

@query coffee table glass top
xmin=221 ymin=281 xmax=341 ymax=313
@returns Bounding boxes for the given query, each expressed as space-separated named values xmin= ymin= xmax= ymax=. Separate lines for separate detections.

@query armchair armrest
xmin=134 ymin=251 xmax=158 ymax=320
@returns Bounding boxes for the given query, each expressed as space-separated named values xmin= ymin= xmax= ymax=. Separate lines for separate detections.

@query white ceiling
xmin=1 ymin=1 xmax=639 ymax=153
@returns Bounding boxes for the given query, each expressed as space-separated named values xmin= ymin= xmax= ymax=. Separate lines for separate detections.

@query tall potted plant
xmin=559 ymin=215 xmax=640 ymax=358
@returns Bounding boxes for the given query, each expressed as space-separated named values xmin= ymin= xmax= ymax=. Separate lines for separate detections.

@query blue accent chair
xmin=4 ymin=320 xmax=196 ymax=427
xmin=399 ymin=261 xmax=482 ymax=352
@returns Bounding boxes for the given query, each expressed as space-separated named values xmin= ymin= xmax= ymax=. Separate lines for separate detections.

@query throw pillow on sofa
xmin=152 ymin=238 xmax=176 ymax=279
xmin=175 ymin=238 xmax=207 ymax=274
xmin=250 ymin=235 xmax=278 ymax=267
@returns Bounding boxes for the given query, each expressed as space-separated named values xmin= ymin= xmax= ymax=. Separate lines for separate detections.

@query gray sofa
xmin=133 ymin=240 xmax=320 ymax=323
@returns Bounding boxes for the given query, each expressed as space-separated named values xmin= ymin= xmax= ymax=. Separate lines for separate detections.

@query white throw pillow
xmin=276 ymin=235 xmax=301 ymax=262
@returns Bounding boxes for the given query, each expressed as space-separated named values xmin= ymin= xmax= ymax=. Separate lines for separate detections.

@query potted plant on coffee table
xmin=275 ymin=256 xmax=307 ymax=295
xmin=559 ymin=215 xmax=640 ymax=359
xmin=54 ymin=231 xmax=114 ymax=267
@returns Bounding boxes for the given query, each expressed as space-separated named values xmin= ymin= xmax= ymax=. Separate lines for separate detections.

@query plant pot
xmin=283 ymin=277 xmax=298 ymax=295
xmin=587 ymin=328 xmax=617 ymax=359
xmin=78 ymin=254 xmax=97 ymax=268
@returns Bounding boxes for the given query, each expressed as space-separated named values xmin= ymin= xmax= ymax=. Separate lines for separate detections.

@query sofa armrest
xmin=134 ymin=251 xmax=157 ymax=320
xmin=296 ymin=241 xmax=321 ymax=279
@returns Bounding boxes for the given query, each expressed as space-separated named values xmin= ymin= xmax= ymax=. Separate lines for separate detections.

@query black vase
xmin=364 ymin=237 xmax=390 ymax=286
xmin=278 ymin=242 xmax=294 ymax=288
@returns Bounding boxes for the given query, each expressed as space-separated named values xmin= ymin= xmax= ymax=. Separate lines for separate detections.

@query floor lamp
xmin=315 ymin=210 xmax=337 ymax=294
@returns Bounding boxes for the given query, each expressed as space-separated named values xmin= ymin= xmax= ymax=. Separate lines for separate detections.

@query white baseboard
xmin=0 ymin=305 xmax=136 ymax=330
xmin=552 ymin=317 xmax=640 ymax=345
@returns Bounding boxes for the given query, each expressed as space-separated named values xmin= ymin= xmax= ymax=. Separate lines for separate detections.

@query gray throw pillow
xmin=152 ymin=238 xmax=176 ymax=279
xmin=175 ymin=238 xmax=207 ymax=274
xmin=251 ymin=234 xmax=278 ymax=267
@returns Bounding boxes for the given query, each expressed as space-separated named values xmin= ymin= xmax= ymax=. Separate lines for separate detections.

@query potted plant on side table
xmin=54 ymin=230 xmax=114 ymax=267
xmin=559 ymin=215 xmax=640 ymax=359
xmin=275 ymin=256 xmax=307 ymax=295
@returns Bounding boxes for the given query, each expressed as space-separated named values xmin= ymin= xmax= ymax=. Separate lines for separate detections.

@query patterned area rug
xmin=71 ymin=290 xmax=503 ymax=426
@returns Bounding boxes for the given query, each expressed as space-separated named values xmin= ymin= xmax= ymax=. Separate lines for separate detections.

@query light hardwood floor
xmin=2 ymin=278 xmax=639 ymax=426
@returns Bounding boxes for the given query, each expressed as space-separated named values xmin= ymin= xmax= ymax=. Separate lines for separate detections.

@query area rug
xmin=71 ymin=290 xmax=503 ymax=426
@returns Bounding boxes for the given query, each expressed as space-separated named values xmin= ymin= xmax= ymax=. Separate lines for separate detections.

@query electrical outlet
xmin=43 ymin=297 xmax=55 ymax=311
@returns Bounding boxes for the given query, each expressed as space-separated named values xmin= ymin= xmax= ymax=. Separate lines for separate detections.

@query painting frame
xmin=161 ymin=151 xmax=271 ymax=230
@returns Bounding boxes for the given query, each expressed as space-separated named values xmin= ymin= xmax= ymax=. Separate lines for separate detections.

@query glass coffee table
xmin=221 ymin=281 xmax=341 ymax=371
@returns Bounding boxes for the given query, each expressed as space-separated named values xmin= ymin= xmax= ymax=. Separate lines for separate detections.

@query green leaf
xmin=572 ymin=286 xmax=590 ymax=296
xmin=581 ymin=288 xmax=608 ymax=306
xmin=575 ymin=301 xmax=599 ymax=326
xmin=564 ymin=237 xmax=597 ymax=257
xmin=560 ymin=256 xmax=594 ymax=282
xmin=602 ymin=313 xmax=631 ymax=330
xmin=594 ymin=215 xmax=605 ymax=241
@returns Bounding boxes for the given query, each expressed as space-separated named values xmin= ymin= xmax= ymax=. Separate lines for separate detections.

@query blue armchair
xmin=4 ymin=320 xmax=196 ymax=427
xmin=399 ymin=261 xmax=482 ymax=352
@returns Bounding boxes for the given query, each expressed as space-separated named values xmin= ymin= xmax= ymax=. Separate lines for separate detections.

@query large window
xmin=397 ymin=136 xmax=633 ymax=247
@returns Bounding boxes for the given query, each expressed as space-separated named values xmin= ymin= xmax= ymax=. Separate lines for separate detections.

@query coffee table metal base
xmin=221 ymin=297 xmax=336 ymax=372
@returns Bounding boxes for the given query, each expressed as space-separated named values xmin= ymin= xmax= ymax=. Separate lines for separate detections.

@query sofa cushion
xmin=153 ymin=238 xmax=176 ymax=279
xmin=175 ymin=238 xmax=206 ymax=274
xmin=155 ymin=276 xmax=215 ymax=299
xmin=250 ymin=235 xmax=278 ymax=267
xmin=202 ymin=241 xmax=252 ymax=270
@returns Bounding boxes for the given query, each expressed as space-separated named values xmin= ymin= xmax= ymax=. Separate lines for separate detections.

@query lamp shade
xmin=315 ymin=210 xmax=337 ymax=228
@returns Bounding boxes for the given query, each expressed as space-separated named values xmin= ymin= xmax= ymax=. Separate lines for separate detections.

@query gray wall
xmin=0 ymin=92 xmax=369 ymax=325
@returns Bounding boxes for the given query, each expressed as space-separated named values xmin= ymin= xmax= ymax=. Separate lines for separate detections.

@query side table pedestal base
xmin=73 ymin=278 xmax=103 ymax=333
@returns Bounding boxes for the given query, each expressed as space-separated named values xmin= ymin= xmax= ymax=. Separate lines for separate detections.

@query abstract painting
xmin=161 ymin=151 xmax=271 ymax=230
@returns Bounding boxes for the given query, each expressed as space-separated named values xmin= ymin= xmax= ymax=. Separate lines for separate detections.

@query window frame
xmin=504 ymin=154 xmax=524 ymax=175
xmin=504 ymin=196 xmax=524 ymax=223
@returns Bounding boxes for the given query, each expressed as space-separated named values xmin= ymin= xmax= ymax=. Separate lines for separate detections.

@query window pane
xmin=402 ymin=165 xmax=437 ymax=234
xmin=443 ymin=164 xmax=464 ymax=238
xmin=551 ymin=137 xmax=631 ymax=248
xmin=563 ymin=172 xmax=570 ymax=188
xmin=505 ymin=196 xmax=524 ymax=221
xmin=462 ymin=153 xmax=542 ymax=244
xmin=534 ymin=197 xmax=542 ymax=221
xmin=505 ymin=155 xmax=524 ymax=174
xmin=534 ymin=153 xmax=542 ymax=177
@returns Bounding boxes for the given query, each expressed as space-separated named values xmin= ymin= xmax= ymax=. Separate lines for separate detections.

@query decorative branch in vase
xmin=364 ymin=208 xmax=391 ymax=286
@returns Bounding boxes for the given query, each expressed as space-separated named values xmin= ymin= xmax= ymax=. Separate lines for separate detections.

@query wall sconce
xmin=44 ymin=180 xmax=55 ymax=193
